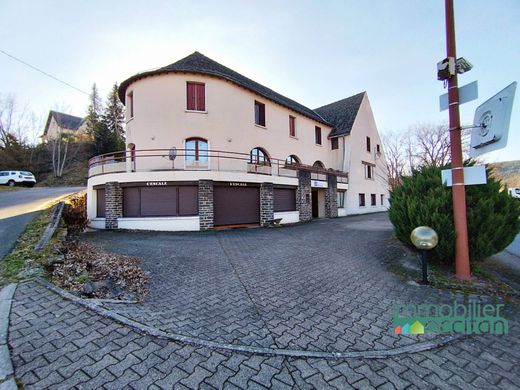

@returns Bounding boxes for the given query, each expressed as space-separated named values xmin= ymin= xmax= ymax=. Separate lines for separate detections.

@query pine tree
xmin=389 ymin=163 xmax=520 ymax=265
xmin=101 ymin=83 xmax=126 ymax=151
xmin=85 ymin=83 xmax=102 ymax=138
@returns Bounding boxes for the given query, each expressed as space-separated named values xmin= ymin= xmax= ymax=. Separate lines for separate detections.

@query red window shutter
xmin=197 ymin=84 xmax=205 ymax=111
xmin=187 ymin=83 xmax=196 ymax=110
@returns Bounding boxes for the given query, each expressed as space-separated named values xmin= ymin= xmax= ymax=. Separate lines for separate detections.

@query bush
xmin=62 ymin=193 xmax=88 ymax=235
xmin=389 ymin=164 xmax=520 ymax=264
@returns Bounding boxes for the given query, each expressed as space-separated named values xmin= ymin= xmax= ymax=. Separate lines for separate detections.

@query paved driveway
xmin=7 ymin=213 xmax=520 ymax=389
xmin=85 ymin=213 xmax=508 ymax=353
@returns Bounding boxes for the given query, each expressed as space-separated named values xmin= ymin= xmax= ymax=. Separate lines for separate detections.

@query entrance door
xmin=214 ymin=186 xmax=260 ymax=226
xmin=311 ymin=189 xmax=319 ymax=218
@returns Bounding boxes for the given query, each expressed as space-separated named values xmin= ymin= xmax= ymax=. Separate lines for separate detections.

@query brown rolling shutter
xmin=214 ymin=187 xmax=260 ymax=226
xmin=179 ymin=186 xmax=198 ymax=216
xmin=274 ymin=188 xmax=296 ymax=212
xmin=140 ymin=187 xmax=177 ymax=217
xmin=123 ymin=187 xmax=140 ymax=217
xmin=96 ymin=189 xmax=105 ymax=218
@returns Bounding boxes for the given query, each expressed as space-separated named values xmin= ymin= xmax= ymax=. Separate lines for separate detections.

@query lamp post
xmin=410 ymin=226 xmax=439 ymax=285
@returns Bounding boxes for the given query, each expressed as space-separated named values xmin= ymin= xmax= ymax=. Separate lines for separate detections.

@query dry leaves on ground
xmin=52 ymin=241 xmax=149 ymax=300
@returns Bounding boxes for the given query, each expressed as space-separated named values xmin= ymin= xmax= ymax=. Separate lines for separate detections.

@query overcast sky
xmin=1 ymin=0 xmax=518 ymax=162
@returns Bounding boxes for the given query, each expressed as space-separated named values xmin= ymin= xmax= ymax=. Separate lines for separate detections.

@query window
xmin=371 ymin=194 xmax=376 ymax=206
xmin=285 ymin=155 xmax=300 ymax=165
xmin=313 ymin=161 xmax=325 ymax=169
xmin=376 ymin=144 xmax=381 ymax=154
xmin=331 ymin=138 xmax=339 ymax=150
xmin=289 ymin=115 xmax=296 ymax=137
xmin=250 ymin=147 xmax=270 ymax=166
xmin=366 ymin=136 xmax=371 ymax=152
xmin=187 ymin=82 xmax=205 ymax=111
xmin=185 ymin=138 xmax=208 ymax=165
xmin=274 ymin=188 xmax=296 ymax=212
xmin=315 ymin=126 xmax=322 ymax=145
xmin=127 ymin=91 xmax=134 ymax=118
xmin=337 ymin=191 xmax=345 ymax=208
xmin=380 ymin=194 xmax=384 ymax=206
xmin=255 ymin=101 xmax=265 ymax=126
xmin=363 ymin=162 xmax=374 ymax=180
xmin=123 ymin=186 xmax=198 ymax=217
xmin=359 ymin=193 xmax=366 ymax=207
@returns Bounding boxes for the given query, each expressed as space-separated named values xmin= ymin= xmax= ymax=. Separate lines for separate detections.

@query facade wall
xmin=342 ymin=95 xmax=390 ymax=215
xmin=124 ymin=74 xmax=340 ymax=171
xmin=86 ymin=70 xmax=389 ymax=232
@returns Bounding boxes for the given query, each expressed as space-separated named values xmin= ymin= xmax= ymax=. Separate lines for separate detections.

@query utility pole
xmin=445 ymin=0 xmax=471 ymax=279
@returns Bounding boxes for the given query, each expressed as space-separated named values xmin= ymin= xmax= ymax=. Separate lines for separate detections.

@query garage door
xmin=214 ymin=186 xmax=260 ymax=226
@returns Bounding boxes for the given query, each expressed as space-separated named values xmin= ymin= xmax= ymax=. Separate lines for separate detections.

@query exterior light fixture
xmin=410 ymin=226 xmax=439 ymax=284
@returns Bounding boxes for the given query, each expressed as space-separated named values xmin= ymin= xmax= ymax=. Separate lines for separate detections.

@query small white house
xmin=87 ymin=52 xmax=389 ymax=231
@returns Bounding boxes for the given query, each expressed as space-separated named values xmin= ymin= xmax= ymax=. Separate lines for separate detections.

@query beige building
xmin=41 ymin=111 xmax=87 ymax=143
xmin=87 ymin=52 xmax=389 ymax=231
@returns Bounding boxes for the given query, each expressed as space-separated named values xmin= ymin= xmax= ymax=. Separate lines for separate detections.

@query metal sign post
xmin=444 ymin=0 xmax=471 ymax=280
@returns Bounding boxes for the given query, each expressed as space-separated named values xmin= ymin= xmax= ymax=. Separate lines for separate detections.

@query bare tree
xmin=380 ymin=130 xmax=408 ymax=191
xmin=409 ymin=122 xmax=451 ymax=168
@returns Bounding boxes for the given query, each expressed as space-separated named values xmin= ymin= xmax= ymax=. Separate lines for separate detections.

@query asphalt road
xmin=0 ymin=186 xmax=85 ymax=260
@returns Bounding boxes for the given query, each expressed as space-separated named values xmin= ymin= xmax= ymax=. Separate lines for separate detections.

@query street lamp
xmin=410 ymin=226 xmax=439 ymax=285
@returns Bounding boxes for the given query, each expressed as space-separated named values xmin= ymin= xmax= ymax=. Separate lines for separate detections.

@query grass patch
xmin=0 ymin=185 xmax=24 ymax=192
xmin=0 ymin=204 xmax=65 ymax=287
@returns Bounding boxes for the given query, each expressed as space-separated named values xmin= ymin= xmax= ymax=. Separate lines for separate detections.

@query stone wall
xmin=325 ymin=174 xmax=338 ymax=218
xmin=297 ymin=170 xmax=312 ymax=222
xmin=198 ymin=180 xmax=214 ymax=230
xmin=105 ymin=182 xmax=122 ymax=229
xmin=260 ymin=182 xmax=274 ymax=227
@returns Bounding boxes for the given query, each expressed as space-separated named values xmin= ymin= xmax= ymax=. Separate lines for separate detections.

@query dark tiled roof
xmin=118 ymin=51 xmax=331 ymax=125
xmin=42 ymin=111 xmax=84 ymax=136
xmin=52 ymin=111 xmax=84 ymax=130
xmin=314 ymin=92 xmax=365 ymax=137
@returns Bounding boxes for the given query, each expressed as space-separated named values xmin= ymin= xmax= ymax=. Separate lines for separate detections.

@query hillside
xmin=488 ymin=160 xmax=520 ymax=188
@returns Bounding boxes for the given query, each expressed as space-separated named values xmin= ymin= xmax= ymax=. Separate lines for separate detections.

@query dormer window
xmin=187 ymin=82 xmax=205 ymax=111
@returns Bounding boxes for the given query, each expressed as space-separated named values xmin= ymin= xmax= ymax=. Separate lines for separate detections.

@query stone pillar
xmin=105 ymin=182 xmax=122 ymax=229
xmin=198 ymin=180 xmax=214 ymax=230
xmin=325 ymin=174 xmax=338 ymax=218
xmin=297 ymin=170 xmax=312 ymax=222
xmin=260 ymin=182 xmax=274 ymax=227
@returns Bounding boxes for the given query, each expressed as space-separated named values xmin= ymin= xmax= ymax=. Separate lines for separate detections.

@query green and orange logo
xmin=393 ymin=301 xmax=508 ymax=335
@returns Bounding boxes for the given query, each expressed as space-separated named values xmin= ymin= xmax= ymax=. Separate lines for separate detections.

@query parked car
xmin=509 ymin=187 xmax=520 ymax=199
xmin=0 ymin=171 xmax=36 ymax=187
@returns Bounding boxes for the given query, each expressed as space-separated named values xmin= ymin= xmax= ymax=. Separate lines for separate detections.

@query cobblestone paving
xmin=86 ymin=214 xmax=501 ymax=352
xmin=9 ymin=281 xmax=520 ymax=389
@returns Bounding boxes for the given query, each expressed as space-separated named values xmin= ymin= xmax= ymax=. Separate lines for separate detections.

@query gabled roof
xmin=43 ymin=110 xmax=84 ymax=136
xmin=314 ymin=92 xmax=365 ymax=138
xmin=118 ymin=51 xmax=331 ymax=126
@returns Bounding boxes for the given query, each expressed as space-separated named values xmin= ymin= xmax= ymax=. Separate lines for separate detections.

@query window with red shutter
xmin=289 ymin=116 xmax=296 ymax=137
xmin=187 ymin=82 xmax=205 ymax=111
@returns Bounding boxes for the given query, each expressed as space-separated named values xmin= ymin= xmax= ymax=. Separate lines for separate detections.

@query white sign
xmin=441 ymin=166 xmax=487 ymax=187
xmin=311 ymin=180 xmax=328 ymax=188
xmin=470 ymin=82 xmax=517 ymax=157
xmin=439 ymin=80 xmax=478 ymax=111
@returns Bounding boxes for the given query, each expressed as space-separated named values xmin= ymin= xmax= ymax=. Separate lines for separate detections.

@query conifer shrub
xmin=389 ymin=164 xmax=520 ymax=265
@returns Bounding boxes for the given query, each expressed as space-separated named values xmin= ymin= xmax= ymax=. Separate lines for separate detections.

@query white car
xmin=509 ymin=187 xmax=520 ymax=199
xmin=0 ymin=170 xmax=36 ymax=187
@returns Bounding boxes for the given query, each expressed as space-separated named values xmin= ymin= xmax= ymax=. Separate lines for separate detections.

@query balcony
xmin=88 ymin=148 xmax=348 ymax=183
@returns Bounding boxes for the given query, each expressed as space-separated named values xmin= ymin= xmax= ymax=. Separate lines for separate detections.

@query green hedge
xmin=389 ymin=164 xmax=520 ymax=264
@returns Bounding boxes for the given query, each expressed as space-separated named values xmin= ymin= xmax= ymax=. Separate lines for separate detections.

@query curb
xmin=0 ymin=283 xmax=17 ymax=390
xmin=33 ymin=278 xmax=464 ymax=359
